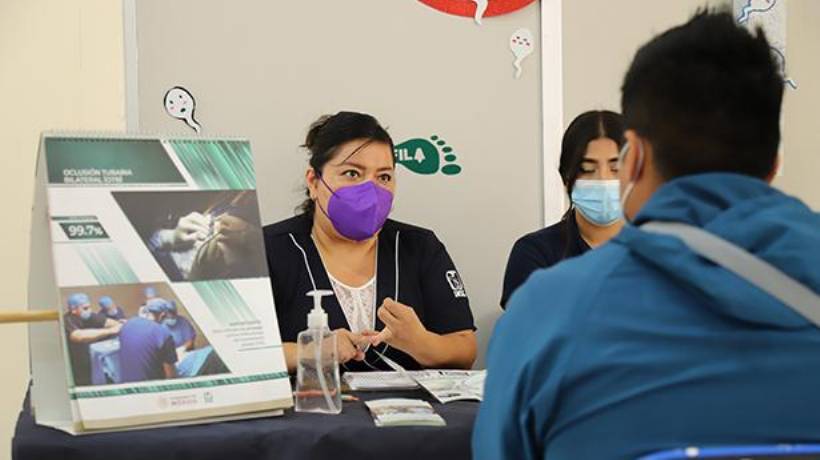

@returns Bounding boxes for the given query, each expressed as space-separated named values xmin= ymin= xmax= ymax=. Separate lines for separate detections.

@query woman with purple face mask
xmin=263 ymin=112 xmax=477 ymax=374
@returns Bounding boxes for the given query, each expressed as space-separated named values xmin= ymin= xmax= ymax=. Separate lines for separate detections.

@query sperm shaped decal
xmin=164 ymin=86 xmax=201 ymax=133
xmin=471 ymin=0 xmax=488 ymax=25
xmin=770 ymin=47 xmax=798 ymax=89
xmin=737 ymin=0 xmax=776 ymax=24
xmin=510 ymin=28 xmax=534 ymax=79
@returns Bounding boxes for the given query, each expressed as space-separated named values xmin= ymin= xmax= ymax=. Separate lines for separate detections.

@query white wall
xmin=0 ymin=0 xmax=124 ymax=458
xmin=563 ymin=0 xmax=820 ymax=210
xmin=773 ymin=0 xmax=820 ymax=209
xmin=130 ymin=0 xmax=545 ymax=368
xmin=564 ymin=0 xmax=710 ymax=124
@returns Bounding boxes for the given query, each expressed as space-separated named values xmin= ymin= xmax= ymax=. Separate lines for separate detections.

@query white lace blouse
xmin=327 ymin=273 xmax=377 ymax=334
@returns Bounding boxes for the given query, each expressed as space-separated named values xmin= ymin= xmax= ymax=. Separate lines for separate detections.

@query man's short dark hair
xmin=621 ymin=9 xmax=784 ymax=180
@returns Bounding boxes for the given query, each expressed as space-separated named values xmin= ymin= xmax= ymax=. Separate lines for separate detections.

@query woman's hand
xmin=364 ymin=298 xmax=477 ymax=369
xmin=283 ymin=330 xmax=368 ymax=374
xmin=334 ymin=328 xmax=367 ymax=364
xmin=367 ymin=298 xmax=429 ymax=353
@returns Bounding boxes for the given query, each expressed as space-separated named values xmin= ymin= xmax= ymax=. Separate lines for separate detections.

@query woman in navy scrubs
xmin=500 ymin=110 xmax=625 ymax=309
xmin=264 ymin=111 xmax=476 ymax=373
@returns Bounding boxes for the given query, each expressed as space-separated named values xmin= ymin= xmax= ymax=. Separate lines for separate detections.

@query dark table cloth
xmin=13 ymin=388 xmax=477 ymax=460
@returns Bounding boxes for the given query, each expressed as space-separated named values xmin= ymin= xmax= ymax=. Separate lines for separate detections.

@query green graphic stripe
xmin=70 ymin=372 xmax=289 ymax=399
xmin=76 ymin=245 xmax=139 ymax=284
xmin=52 ymin=215 xmax=98 ymax=222
xmin=239 ymin=345 xmax=280 ymax=352
xmin=45 ymin=138 xmax=186 ymax=185
xmin=168 ymin=140 xmax=256 ymax=190
xmin=193 ymin=280 xmax=256 ymax=324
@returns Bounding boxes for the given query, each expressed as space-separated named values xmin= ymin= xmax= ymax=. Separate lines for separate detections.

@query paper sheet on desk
xmin=343 ymin=372 xmax=419 ymax=391
xmin=343 ymin=347 xmax=420 ymax=390
xmin=413 ymin=370 xmax=486 ymax=404
xmin=343 ymin=369 xmax=486 ymax=403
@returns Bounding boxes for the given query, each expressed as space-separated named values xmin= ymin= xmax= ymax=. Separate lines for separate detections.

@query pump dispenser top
xmin=306 ymin=290 xmax=334 ymax=329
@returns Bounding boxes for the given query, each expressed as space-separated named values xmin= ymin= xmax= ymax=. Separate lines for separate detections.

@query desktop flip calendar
xmin=27 ymin=134 xmax=292 ymax=434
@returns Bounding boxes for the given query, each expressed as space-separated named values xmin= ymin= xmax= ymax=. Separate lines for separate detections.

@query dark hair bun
xmin=303 ymin=114 xmax=334 ymax=151
xmin=296 ymin=111 xmax=394 ymax=217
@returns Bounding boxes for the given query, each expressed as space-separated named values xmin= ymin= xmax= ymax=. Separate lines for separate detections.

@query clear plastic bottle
xmin=295 ymin=290 xmax=342 ymax=414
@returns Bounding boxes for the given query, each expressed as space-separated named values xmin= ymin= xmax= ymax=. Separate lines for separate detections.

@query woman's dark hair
xmin=557 ymin=110 xmax=625 ymax=255
xmin=298 ymin=111 xmax=394 ymax=217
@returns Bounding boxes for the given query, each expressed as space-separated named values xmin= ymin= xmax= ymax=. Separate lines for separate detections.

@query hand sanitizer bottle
xmin=295 ymin=290 xmax=342 ymax=414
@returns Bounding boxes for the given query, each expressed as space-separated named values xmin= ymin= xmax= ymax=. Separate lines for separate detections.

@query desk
xmin=13 ymin=387 xmax=477 ymax=460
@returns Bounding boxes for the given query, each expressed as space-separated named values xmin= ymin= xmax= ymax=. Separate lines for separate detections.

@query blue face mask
xmin=163 ymin=317 xmax=178 ymax=327
xmin=571 ymin=179 xmax=622 ymax=227
xmin=79 ymin=309 xmax=92 ymax=321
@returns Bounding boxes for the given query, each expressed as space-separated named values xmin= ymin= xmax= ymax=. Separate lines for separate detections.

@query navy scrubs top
xmin=64 ymin=311 xmax=109 ymax=386
xmin=119 ymin=317 xmax=178 ymax=383
xmin=263 ymin=214 xmax=475 ymax=371
xmin=500 ymin=215 xmax=590 ymax=309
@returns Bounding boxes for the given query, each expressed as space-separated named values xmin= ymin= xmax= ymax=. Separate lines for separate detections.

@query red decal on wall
xmin=419 ymin=0 xmax=536 ymax=18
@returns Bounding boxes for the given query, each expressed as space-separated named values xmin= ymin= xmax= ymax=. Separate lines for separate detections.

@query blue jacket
xmin=474 ymin=173 xmax=820 ymax=460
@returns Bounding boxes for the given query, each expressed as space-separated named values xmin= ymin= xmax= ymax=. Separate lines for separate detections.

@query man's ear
xmin=764 ymin=153 xmax=781 ymax=184
xmin=620 ymin=130 xmax=642 ymax=182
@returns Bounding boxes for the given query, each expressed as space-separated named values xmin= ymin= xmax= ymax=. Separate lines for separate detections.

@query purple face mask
xmin=318 ymin=178 xmax=393 ymax=241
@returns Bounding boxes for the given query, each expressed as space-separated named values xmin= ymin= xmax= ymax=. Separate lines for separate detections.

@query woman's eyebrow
xmin=334 ymin=160 xmax=365 ymax=169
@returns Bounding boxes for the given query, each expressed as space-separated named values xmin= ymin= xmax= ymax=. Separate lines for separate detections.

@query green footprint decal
xmin=394 ymin=135 xmax=462 ymax=176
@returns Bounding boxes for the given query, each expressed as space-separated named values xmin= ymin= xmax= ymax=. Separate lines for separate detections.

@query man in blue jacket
xmin=474 ymin=10 xmax=820 ymax=460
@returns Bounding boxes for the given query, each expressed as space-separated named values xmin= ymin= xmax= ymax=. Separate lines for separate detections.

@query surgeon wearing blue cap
xmin=137 ymin=286 xmax=158 ymax=314
xmin=64 ymin=293 xmax=122 ymax=386
xmin=118 ymin=298 xmax=178 ymax=383
xmin=97 ymin=296 xmax=125 ymax=321
xmin=162 ymin=301 xmax=196 ymax=352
